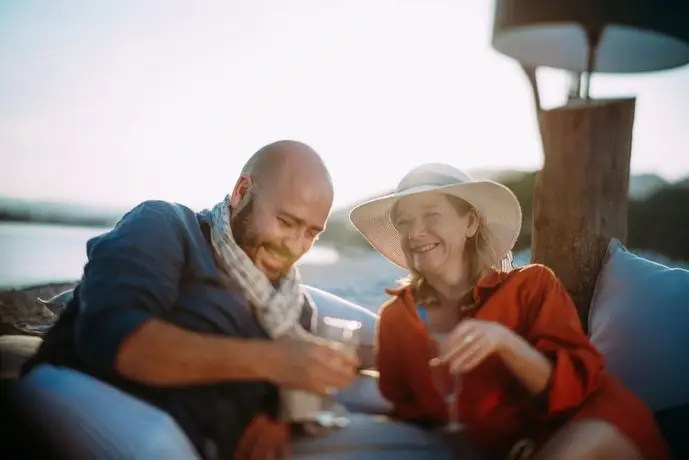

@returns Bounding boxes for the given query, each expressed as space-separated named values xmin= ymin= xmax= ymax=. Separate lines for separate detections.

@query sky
xmin=1 ymin=0 xmax=688 ymax=211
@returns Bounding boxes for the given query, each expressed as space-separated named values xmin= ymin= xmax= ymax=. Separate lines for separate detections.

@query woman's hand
xmin=437 ymin=319 xmax=514 ymax=374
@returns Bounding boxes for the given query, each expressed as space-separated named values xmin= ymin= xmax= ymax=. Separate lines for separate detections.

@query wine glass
xmin=312 ymin=316 xmax=362 ymax=429
xmin=429 ymin=332 xmax=462 ymax=432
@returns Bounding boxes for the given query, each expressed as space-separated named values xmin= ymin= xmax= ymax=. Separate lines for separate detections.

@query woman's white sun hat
xmin=349 ymin=163 xmax=523 ymax=270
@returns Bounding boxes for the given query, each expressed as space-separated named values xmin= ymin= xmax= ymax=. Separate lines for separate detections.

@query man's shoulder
xmin=115 ymin=200 xmax=205 ymax=236
xmin=86 ymin=200 xmax=204 ymax=254
xmin=122 ymin=200 xmax=199 ymax=225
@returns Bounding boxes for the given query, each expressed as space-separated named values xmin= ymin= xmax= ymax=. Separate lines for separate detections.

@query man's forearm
xmin=115 ymin=319 xmax=274 ymax=386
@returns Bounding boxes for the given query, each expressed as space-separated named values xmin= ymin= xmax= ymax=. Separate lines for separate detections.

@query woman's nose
xmin=408 ymin=218 xmax=427 ymax=239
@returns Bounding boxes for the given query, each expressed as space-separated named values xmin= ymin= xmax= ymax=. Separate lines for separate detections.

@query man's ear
xmin=466 ymin=210 xmax=480 ymax=239
xmin=230 ymin=175 xmax=252 ymax=209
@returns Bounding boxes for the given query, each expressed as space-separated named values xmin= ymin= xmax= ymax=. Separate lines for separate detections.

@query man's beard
xmin=231 ymin=197 xmax=259 ymax=250
xmin=231 ymin=198 xmax=297 ymax=277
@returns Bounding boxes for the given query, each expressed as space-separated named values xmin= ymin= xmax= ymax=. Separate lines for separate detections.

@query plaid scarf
xmin=209 ymin=194 xmax=321 ymax=421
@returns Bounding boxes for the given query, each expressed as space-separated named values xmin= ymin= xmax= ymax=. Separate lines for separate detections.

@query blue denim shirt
xmin=24 ymin=200 xmax=313 ymax=459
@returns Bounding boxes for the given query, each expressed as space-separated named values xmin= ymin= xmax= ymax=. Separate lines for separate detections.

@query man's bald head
xmin=229 ymin=140 xmax=334 ymax=281
xmin=240 ymin=140 xmax=333 ymax=197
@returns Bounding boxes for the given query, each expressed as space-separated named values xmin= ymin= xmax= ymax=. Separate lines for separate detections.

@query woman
xmin=349 ymin=163 xmax=669 ymax=460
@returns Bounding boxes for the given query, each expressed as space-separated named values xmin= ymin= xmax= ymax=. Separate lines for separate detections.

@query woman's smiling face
xmin=394 ymin=192 xmax=477 ymax=277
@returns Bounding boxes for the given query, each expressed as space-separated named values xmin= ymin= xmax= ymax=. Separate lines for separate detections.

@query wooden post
xmin=531 ymin=98 xmax=636 ymax=331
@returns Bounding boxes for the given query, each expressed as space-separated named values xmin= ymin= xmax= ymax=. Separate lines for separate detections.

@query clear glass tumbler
xmin=312 ymin=316 xmax=362 ymax=429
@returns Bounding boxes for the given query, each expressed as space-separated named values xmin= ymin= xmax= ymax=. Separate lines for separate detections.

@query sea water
xmin=0 ymin=222 xmax=339 ymax=290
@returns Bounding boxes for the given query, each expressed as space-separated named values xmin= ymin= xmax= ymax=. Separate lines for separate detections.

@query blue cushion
xmin=292 ymin=412 xmax=477 ymax=460
xmin=589 ymin=238 xmax=689 ymax=412
xmin=334 ymin=370 xmax=392 ymax=415
xmin=304 ymin=285 xmax=378 ymax=348
xmin=18 ymin=365 xmax=201 ymax=459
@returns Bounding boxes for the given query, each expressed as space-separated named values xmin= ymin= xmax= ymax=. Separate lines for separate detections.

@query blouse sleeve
xmin=524 ymin=265 xmax=605 ymax=418
xmin=375 ymin=300 xmax=445 ymax=421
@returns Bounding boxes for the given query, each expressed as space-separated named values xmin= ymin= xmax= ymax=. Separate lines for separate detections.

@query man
xmin=21 ymin=140 xmax=358 ymax=459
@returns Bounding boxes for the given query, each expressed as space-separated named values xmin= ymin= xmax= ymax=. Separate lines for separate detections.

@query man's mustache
xmin=231 ymin=202 xmax=299 ymax=266
xmin=264 ymin=244 xmax=298 ymax=265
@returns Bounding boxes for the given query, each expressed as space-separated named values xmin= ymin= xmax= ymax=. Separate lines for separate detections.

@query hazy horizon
xmin=1 ymin=168 xmax=682 ymax=217
xmin=0 ymin=169 xmax=676 ymax=227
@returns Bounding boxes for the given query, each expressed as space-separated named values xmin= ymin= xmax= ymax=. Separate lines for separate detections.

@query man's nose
xmin=283 ymin=235 xmax=306 ymax=259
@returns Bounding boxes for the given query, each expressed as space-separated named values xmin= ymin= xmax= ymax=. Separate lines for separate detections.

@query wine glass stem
xmin=446 ymin=374 xmax=461 ymax=432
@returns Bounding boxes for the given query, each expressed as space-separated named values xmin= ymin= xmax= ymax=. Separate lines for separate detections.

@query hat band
xmin=398 ymin=172 xmax=472 ymax=191
xmin=395 ymin=183 xmax=462 ymax=195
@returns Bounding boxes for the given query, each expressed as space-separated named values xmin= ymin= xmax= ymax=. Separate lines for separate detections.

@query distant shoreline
xmin=2 ymin=169 xmax=684 ymax=237
xmin=0 ymin=218 xmax=113 ymax=229
xmin=0 ymin=278 xmax=81 ymax=292
xmin=0 ymin=215 xmax=117 ymax=229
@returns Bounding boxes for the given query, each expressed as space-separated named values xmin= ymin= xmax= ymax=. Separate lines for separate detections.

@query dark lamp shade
xmin=491 ymin=0 xmax=689 ymax=73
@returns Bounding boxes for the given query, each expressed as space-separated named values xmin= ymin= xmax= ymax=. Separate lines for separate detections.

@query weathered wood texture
xmin=531 ymin=98 xmax=636 ymax=331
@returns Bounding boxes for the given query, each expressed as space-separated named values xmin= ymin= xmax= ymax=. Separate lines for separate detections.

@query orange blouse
xmin=375 ymin=264 xmax=669 ymax=459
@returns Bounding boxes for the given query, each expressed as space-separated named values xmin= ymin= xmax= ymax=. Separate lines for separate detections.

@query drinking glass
xmin=312 ymin=316 xmax=362 ymax=429
xmin=429 ymin=333 xmax=462 ymax=432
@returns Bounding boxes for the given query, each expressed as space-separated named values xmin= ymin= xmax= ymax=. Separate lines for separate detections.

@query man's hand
xmin=265 ymin=340 xmax=358 ymax=395
xmin=235 ymin=415 xmax=290 ymax=460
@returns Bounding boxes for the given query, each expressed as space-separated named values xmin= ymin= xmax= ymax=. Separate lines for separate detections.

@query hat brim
xmin=349 ymin=181 xmax=522 ymax=269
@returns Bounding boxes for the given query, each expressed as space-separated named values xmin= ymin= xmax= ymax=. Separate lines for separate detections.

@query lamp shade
xmin=491 ymin=0 xmax=689 ymax=73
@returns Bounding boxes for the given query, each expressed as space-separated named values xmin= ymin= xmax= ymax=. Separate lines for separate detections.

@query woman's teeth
xmin=413 ymin=243 xmax=437 ymax=253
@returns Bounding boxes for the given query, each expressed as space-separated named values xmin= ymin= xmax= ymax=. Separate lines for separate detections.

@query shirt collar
xmin=386 ymin=269 xmax=514 ymax=305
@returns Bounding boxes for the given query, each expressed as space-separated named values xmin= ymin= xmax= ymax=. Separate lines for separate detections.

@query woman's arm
xmin=375 ymin=303 xmax=411 ymax=409
xmin=516 ymin=265 xmax=604 ymax=417
xmin=376 ymin=300 xmax=445 ymax=421
xmin=498 ymin=330 xmax=553 ymax=394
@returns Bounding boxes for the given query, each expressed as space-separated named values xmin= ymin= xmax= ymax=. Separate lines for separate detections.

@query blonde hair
xmin=399 ymin=194 xmax=503 ymax=308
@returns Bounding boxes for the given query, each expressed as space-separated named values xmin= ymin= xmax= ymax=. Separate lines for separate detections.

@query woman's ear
xmin=465 ymin=210 xmax=480 ymax=238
